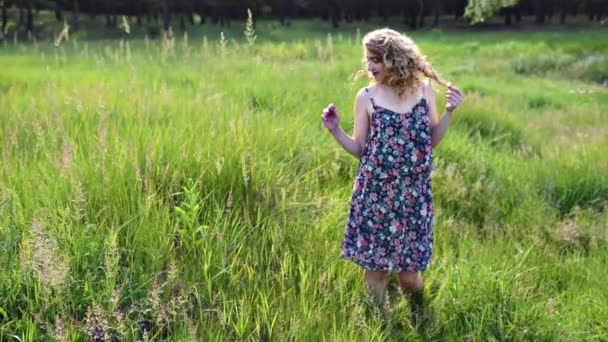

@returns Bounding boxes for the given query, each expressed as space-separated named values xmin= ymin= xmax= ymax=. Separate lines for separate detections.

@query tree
xmin=135 ymin=0 xmax=143 ymax=26
xmin=445 ymin=0 xmax=469 ymax=19
xmin=585 ymin=0 xmax=606 ymax=21
xmin=71 ymin=0 xmax=80 ymax=31
xmin=464 ymin=0 xmax=520 ymax=24
xmin=54 ymin=0 xmax=63 ymax=21
xmin=1 ymin=0 xmax=9 ymax=38
xmin=416 ymin=0 xmax=425 ymax=28
xmin=24 ymin=0 xmax=34 ymax=37
xmin=556 ymin=0 xmax=569 ymax=24
xmin=4 ymin=0 xmax=602 ymax=35
xmin=401 ymin=0 xmax=422 ymax=29
xmin=430 ymin=0 xmax=442 ymax=26
xmin=161 ymin=0 xmax=170 ymax=31
xmin=533 ymin=0 xmax=546 ymax=24
xmin=329 ymin=0 xmax=341 ymax=28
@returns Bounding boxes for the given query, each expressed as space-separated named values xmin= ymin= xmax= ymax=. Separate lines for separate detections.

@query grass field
xmin=1 ymin=17 xmax=608 ymax=341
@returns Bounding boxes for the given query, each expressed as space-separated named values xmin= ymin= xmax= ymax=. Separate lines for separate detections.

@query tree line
xmin=1 ymin=0 xmax=607 ymax=39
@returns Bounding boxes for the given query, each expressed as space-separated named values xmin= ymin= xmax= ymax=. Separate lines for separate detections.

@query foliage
xmin=465 ymin=0 xmax=520 ymax=23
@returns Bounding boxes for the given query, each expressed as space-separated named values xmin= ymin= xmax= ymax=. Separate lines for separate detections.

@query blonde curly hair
xmin=357 ymin=28 xmax=449 ymax=97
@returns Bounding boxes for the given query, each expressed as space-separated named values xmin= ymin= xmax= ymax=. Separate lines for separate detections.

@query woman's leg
xmin=397 ymin=271 xmax=425 ymax=324
xmin=397 ymin=271 xmax=423 ymax=295
xmin=364 ymin=270 xmax=390 ymax=315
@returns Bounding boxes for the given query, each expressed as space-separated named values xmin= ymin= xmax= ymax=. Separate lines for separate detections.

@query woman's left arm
xmin=425 ymin=80 xmax=463 ymax=148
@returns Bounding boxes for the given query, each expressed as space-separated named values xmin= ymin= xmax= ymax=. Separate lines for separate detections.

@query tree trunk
xmin=162 ymin=0 xmax=171 ymax=31
xmin=105 ymin=14 xmax=112 ymax=27
xmin=379 ymin=3 xmax=388 ymax=22
xmin=136 ymin=1 xmax=143 ymax=26
xmin=535 ymin=0 xmax=546 ymax=24
xmin=55 ymin=2 xmax=63 ymax=22
xmin=279 ymin=3 xmax=291 ymax=26
xmin=198 ymin=12 xmax=206 ymax=25
xmin=409 ymin=5 xmax=417 ymax=30
xmin=26 ymin=1 xmax=34 ymax=36
xmin=585 ymin=0 xmax=595 ymax=21
xmin=330 ymin=4 xmax=340 ymax=28
xmin=72 ymin=0 xmax=80 ymax=31
xmin=359 ymin=6 xmax=371 ymax=21
xmin=432 ymin=0 xmax=440 ymax=27
xmin=1 ymin=0 xmax=8 ymax=37
xmin=331 ymin=14 xmax=340 ymax=28
xmin=504 ymin=7 xmax=513 ymax=25
xmin=560 ymin=3 xmax=567 ymax=24
xmin=345 ymin=10 xmax=353 ymax=23
xmin=454 ymin=0 xmax=466 ymax=20
xmin=19 ymin=5 xmax=24 ymax=27
xmin=180 ymin=14 xmax=186 ymax=32
xmin=417 ymin=0 xmax=425 ymax=28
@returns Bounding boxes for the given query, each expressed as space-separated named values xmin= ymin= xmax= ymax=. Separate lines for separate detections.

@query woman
xmin=321 ymin=28 xmax=463 ymax=323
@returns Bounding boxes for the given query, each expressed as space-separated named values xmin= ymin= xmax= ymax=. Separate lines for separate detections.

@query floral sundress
xmin=340 ymin=86 xmax=434 ymax=272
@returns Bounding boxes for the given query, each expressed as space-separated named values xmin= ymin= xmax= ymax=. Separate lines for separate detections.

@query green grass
xmin=1 ymin=18 xmax=607 ymax=341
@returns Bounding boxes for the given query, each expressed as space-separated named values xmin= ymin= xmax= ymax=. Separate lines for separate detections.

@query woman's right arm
xmin=326 ymin=90 xmax=370 ymax=159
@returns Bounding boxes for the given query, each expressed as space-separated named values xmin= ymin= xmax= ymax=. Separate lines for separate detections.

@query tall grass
xmin=0 ymin=20 xmax=607 ymax=340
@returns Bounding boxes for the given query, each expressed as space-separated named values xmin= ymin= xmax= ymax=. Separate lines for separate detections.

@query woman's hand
xmin=321 ymin=103 xmax=340 ymax=132
xmin=445 ymin=85 xmax=463 ymax=113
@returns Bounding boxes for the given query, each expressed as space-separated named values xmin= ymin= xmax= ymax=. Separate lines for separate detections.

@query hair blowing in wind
xmin=357 ymin=28 xmax=450 ymax=96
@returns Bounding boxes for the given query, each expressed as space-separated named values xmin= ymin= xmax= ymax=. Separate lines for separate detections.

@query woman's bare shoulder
xmin=355 ymin=85 xmax=375 ymax=99
xmin=355 ymin=86 xmax=375 ymax=117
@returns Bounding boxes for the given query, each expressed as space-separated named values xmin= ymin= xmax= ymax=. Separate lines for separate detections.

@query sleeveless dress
xmin=340 ymin=86 xmax=435 ymax=272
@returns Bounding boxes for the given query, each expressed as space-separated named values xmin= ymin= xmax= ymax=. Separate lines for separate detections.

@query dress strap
xmin=420 ymin=79 xmax=431 ymax=102
xmin=419 ymin=82 xmax=424 ymax=100
xmin=364 ymin=87 xmax=377 ymax=108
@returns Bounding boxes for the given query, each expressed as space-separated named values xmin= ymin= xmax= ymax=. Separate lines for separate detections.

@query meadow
xmin=1 ymin=17 xmax=608 ymax=341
